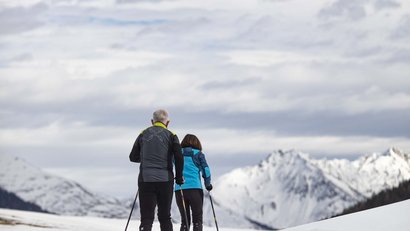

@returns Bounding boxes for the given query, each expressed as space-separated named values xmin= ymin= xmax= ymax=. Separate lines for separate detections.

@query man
xmin=130 ymin=109 xmax=184 ymax=231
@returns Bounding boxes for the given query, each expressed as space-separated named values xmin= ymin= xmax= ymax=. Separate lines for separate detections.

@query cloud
xmin=2 ymin=46 xmax=409 ymax=133
xmin=318 ymin=0 xmax=403 ymax=23
xmin=201 ymin=129 xmax=410 ymax=157
xmin=391 ymin=14 xmax=410 ymax=40
xmin=0 ymin=3 xmax=48 ymax=35
xmin=383 ymin=49 xmax=410 ymax=64
xmin=117 ymin=0 xmax=177 ymax=3
xmin=1 ymin=0 xmax=410 ymax=197
xmin=55 ymin=49 xmax=173 ymax=80
xmin=199 ymin=78 xmax=262 ymax=90
xmin=374 ymin=0 xmax=400 ymax=10
xmin=170 ymin=106 xmax=410 ymax=138
xmin=226 ymin=15 xmax=332 ymax=51
xmin=319 ymin=0 xmax=367 ymax=21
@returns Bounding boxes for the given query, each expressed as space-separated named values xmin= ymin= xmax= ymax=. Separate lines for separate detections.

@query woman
xmin=175 ymin=134 xmax=212 ymax=231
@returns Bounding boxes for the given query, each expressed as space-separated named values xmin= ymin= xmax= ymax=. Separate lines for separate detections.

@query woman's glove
xmin=175 ymin=176 xmax=185 ymax=185
xmin=206 ymin=184 xmax=213 ymax=191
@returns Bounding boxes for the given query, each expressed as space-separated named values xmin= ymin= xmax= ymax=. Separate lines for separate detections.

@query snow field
xmin=282 ymin=199 xmax=410 ymax=231
xmin=0 ymin=208 xmax=253 ymax=231
xmin=1 ymin=199 xmax=410 ymax=231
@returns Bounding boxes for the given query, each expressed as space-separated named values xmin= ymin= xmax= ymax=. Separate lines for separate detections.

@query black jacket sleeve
xmin=129 ymin=134 xmax=142 ymax=163
xmin=172 ymin=135 xmax=183 ymax=180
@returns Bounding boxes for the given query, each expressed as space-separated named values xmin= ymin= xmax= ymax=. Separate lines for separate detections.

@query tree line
xmin=334 ymin=179 xmax=410 ymax=217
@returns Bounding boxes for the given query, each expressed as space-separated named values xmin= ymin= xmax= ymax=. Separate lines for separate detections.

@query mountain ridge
xmin=0 ymin=153 xmax=129 ymax=218
xmin=0 ymin=186 xmax=48 ymax=213
xmin=1 ymin=147 xmax=409 ymax=229
xmin=212 ymin=147 xmax=410 ymax=229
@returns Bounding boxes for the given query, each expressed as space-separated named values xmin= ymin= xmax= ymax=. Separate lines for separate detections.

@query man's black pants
xmin=138 ymin=181 xmax=174 ymax=231
xmin=175 ymin=189 xmax=204 ymax=231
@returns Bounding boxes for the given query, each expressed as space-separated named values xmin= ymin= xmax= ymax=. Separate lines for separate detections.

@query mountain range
xmin=0 ymin=154 xmax=128 ymax=218
xmin=212 ymin=147 xmax=410 ymax=229
xmin=1 ymin=147 xmax=409 ymax=229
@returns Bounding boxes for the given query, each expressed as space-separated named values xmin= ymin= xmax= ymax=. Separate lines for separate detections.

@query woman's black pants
xmin=175 ymin=189 xmax=204 ymax=231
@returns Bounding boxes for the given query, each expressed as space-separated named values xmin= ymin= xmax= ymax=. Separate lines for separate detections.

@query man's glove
xmin=176 ymin=176 xmax=184 ymax=185
xmin=206 ymin=184 xmax=213 ymax=191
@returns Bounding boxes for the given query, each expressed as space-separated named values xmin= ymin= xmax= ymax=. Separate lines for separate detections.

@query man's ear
xmin=151 ymin=119 xmax=154 ymax=125
xmin=165 ymin=120 xmax=170 ymax=127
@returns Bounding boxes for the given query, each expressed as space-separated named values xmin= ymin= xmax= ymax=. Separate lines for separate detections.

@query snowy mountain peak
xmin=262 ymin=149 xmax=311 ymax=167
xmin=385 ymin=146 xmax=403 ymax=155
xmin=0 ymin=153 xmax=41 ymax=174
xmin=0 ymin=154 xmax=128 ymax=218
xmin=386 ymin=147 xmax=410 ymax=162
xmin=356 ymin=148 xmax=410 ymax=177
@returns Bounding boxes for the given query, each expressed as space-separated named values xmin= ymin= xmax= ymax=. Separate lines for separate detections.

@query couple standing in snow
xmin=129 ymin=109 xmax=213 ymax=231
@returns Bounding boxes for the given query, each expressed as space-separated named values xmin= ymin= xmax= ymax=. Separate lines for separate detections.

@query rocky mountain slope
xmin=0 ymin=186 xmax=47 ymax=213
xmin=212 ymin=147 xmax=410 ymax=229
xmin=0 ymin=154 xmax=128 ymax=218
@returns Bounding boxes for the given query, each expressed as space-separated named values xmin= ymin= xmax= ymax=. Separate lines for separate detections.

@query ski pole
xmin=209 ymin=192 xmax=219 ymax=231
xmin=180 ymin=189 xmax=190 ymax=231
xmin=124 ymin=188 xmax=139 ymax=231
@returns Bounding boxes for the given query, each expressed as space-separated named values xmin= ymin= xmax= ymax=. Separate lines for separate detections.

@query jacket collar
xmin=182 ymin=147 xmax=200 ymax=154
xmin=153 ymin=121 xmax=167 ymax=129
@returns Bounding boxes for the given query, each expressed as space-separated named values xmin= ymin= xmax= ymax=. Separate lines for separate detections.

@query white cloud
xmin=1 ymin=0 xmax=410 ymax=197
xmin=319 ymin=0 xmax=368 ymax=21
xmin=0 ymin=3 xmax=48 ymax=35
xmin=0 ymin=0 xmax=45 ymax=7
xmin=221 ymin=49 xmax=384 ymax=67
xmin=0 ymin=121 xmax=136 ymax=147
xmin=341 ymin=86 xmax=410 ymax=114
xmin=392 ymin=14 xmax=410 ymax=40
xmin=374 ymin=0 xmax=400 ymax=10
xmin=56 ymin=49 xmax=173 ymax=80
xmin=173 ymin=128 xmax=410 ymax=158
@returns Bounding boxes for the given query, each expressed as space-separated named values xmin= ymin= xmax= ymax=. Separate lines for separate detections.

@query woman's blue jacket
xmin=175 ymin=147 xmax=211 ymax=190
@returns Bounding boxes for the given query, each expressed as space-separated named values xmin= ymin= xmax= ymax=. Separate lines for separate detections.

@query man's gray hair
xmin=152 ymin=109 xmax=169 ymax=124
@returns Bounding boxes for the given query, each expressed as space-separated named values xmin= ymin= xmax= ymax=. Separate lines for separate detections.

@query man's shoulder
xmin=168 ymin=129 xmax=176 ymax=136
xmin=143 ymin=126 xmax=176 ymax=136
xmin=156 ymin=125 xmax=177 ymax=136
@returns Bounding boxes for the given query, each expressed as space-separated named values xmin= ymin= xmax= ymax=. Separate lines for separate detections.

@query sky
xmin=0 ymin=0 xmax=410 ymax=198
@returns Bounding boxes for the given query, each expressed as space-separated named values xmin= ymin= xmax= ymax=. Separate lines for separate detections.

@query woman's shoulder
xmin=192 ymin=148 xmax=204 ymax=155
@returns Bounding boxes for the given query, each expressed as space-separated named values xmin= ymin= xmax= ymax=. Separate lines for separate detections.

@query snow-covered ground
xmin=1 ymin=199 xmax=409 ymax=231
xmin=283 ymin=199 xmax=410 ymax=231
xmin=0 ymin=208 xmax=252 ymax=231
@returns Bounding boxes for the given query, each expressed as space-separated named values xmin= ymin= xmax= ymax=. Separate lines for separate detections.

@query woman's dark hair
xmin=181 ymin=134 xmax=202 ymax=150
